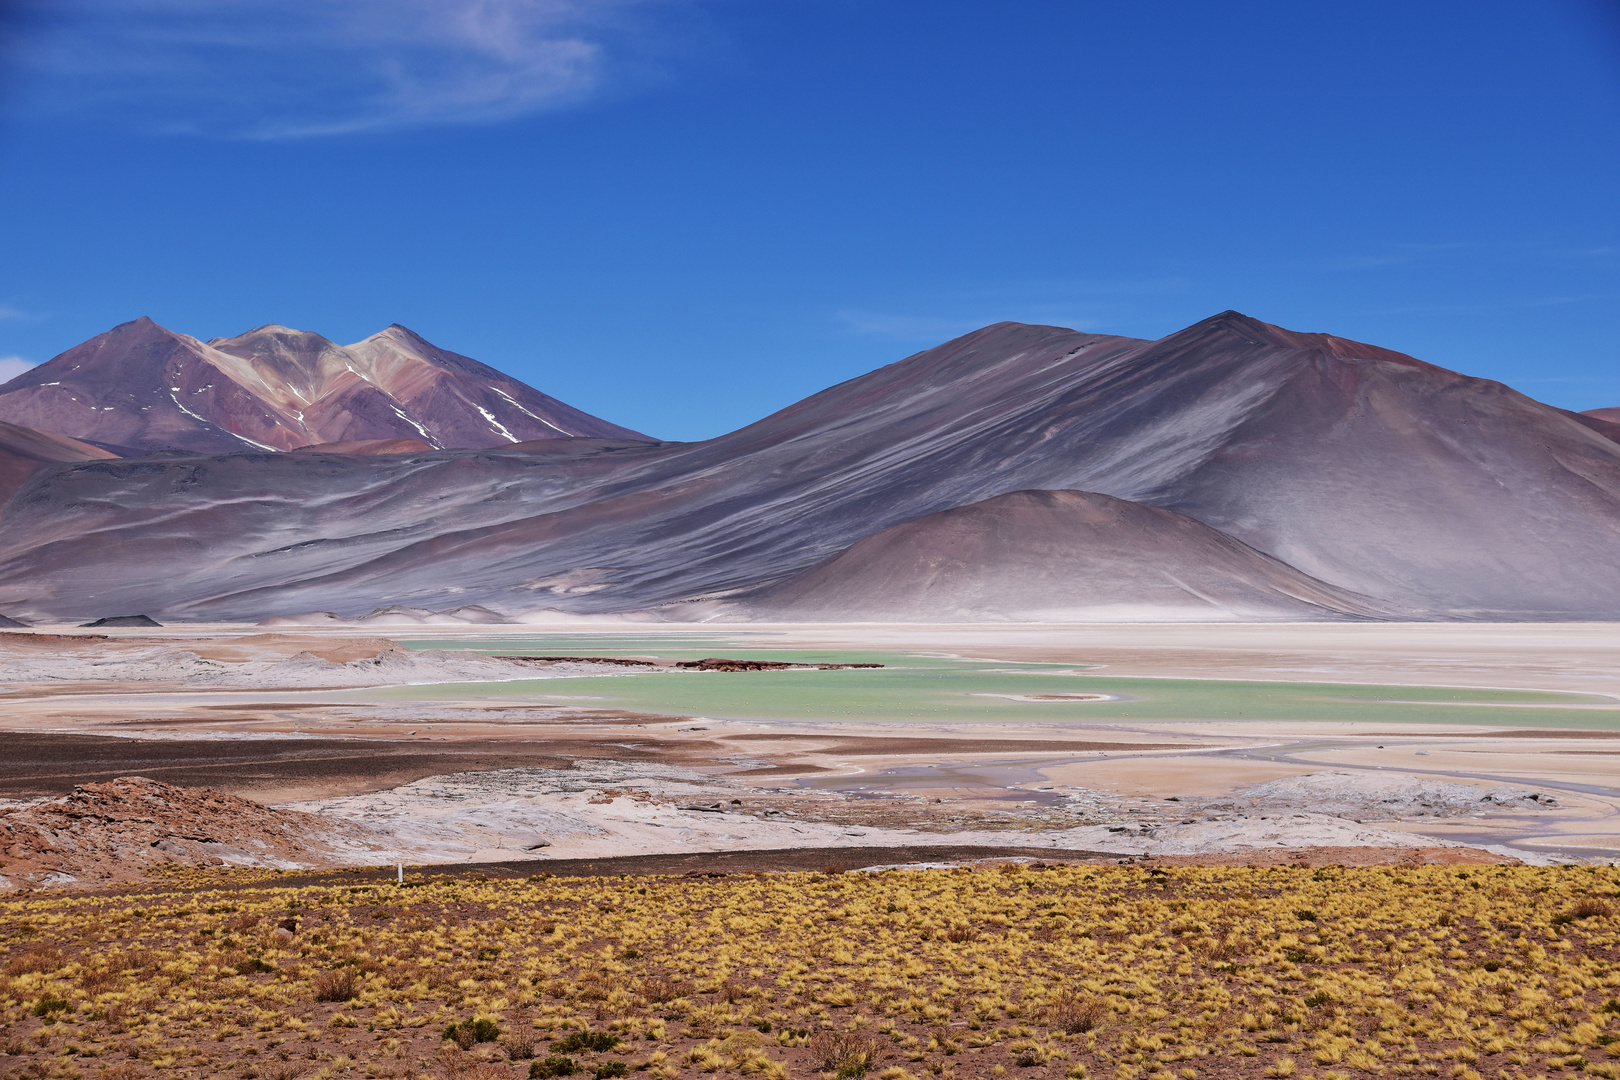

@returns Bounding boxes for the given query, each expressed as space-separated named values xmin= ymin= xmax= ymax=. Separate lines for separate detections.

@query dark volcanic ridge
xmin=2 ymin=310 xmax=1619 ymax=622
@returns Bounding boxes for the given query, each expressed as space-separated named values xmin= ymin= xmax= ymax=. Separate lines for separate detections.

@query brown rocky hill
xmin=0 ymin=777 xmax=368 ymax=889
xmin=0 ymin=317 xmax=648 ymax=454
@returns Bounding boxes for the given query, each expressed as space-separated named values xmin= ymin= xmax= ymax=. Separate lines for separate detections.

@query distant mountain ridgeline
xmin=0 ymin=317 xmax=647 ymax=455
xmin=1 ymin=311 xmax=1618 ymax=624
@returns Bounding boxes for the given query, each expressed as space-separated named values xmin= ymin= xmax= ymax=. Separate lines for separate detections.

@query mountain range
xmin=0 ymin=310 xmax=1617 ymax=623
xmin=0 ymin=317 xmax=644 ymax=454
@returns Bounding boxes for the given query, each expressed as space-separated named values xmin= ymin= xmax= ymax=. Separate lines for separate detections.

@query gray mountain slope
xmin=0 ymin=311 xmax=1617 ymax=621
xmin=724 ymin=489 xmax=1394 ymax=622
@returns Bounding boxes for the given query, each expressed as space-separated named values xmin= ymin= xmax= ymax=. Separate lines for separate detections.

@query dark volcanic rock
xmin=1 ymin=311 xmax=1618 ymax=621
xmin=80 ymin=615 xmax=163 ymax=628
xmin=0 ymin=317 xmax=648 ymax=455
xmin=0 ymin=613 xmax=27 ymax=628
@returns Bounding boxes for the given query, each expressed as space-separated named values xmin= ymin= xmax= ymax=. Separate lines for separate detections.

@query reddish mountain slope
xmin=733 ymin=489 xmax=1391 ymax=622
xmin=0 ymin=318 xmax=648 ymax=454
xmin=344 ymin=325 xmax=648 ymax=447
xmin=0 ymin=420 xmax=117 ymax=505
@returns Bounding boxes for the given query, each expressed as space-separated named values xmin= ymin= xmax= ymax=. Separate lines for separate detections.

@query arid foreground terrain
xmin=2 ymin=860 xmax=1618 ymax=1080
xmin=3 ymin=621 xmax=1619 ymax=1077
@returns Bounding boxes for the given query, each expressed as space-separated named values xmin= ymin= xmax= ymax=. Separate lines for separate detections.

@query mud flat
xmin=1 ymin=620 xmax=1618 ymax=883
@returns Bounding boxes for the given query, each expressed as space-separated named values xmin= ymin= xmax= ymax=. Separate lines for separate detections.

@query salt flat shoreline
xmin=2 ymin=620 xmax=1618 ymax=886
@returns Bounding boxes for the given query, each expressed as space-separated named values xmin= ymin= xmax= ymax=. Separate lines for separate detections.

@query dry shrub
xmin=944 ymin=927 xmax=976 ymax=944
xmin=502 ymin=1031 xmax=537 ymax=1060
xmin=454 ymin=1067 xmax=515 ymax=1080
xmin=1204 ymin=938 xmax=1244 ymax=963
xmin=228 ymin=912 xmax=261 ymax=933
xmin=1571 ymin=898 xmax=1612 ymax=920
xmin=1011 ymin=1039 xmax=1055 ymax=1067
xmin=259 ymin=1066 xmax=303 ymax=1080
xmin=115 ymin=949 xmax=160 ymax=975
xmin=575 ymin=974 xmax=617 ymax=1001
xmin=807 ymin=1030 xmax=885 ymax=1076
xmin=384 ymin=963 xmax=424 ymax=990
xmin=719 ymin=980 xmax=748 ymax=1003
xmin=641 ymin=977 xmax=693 ymax=1004
xmin=79 ymin=967 xmax=119 ymax=995
xmin=96 ymin=1066 xmax=147 ymax=1080
xmin=823 ymin=864 xmax=847 ymax=875
xmin=428 ymin=965 xmax=468 ymax=990
xmin=4 ymin=945 xmax=64 ymax=976
xmin=312 ymin=969 xmax=358 ymax=1002
xmin=1048 ymin=994 xmax=1108 ymax=1035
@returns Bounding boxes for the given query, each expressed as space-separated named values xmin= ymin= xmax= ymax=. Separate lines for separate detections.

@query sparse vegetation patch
xmin=0 ymin=863 xmax=1617 ymax=1079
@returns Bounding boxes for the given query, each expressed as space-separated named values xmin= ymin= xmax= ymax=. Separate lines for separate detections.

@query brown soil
xmin=725 ymin=734 xmax=1190 ymax=754
xmin=0 ymin=777 xmax=364 ymax=887
xmin=0 ymin=733 xmax=724 ymax=802
xmin=260 ymin=845 xmax=1117 ymax=888
xmin=1136 ymin=844 xmax=1521 ymax=868
xmin=331 ymin=843 xmax=1514 ymax=880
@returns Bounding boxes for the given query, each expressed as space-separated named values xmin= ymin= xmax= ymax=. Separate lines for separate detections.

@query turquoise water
xmin=383 ymin=635 xmax=1619 ymax=729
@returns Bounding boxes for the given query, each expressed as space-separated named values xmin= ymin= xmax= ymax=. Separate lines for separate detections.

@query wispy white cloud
xmin=0 ymin=304 xmax=41 ymax=322
xmin=11 ymin=0 xmax=700 ymax=137
xmin=0 ymin=357 xmax=34 ymax=384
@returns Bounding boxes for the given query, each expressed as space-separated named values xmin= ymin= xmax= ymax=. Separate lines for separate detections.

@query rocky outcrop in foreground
xmin=0 ymin=777 xmax=366 ymax=889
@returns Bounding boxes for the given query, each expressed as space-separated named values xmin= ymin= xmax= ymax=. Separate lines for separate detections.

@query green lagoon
xmin=380 ymin=635 xmax=1620 ymax=729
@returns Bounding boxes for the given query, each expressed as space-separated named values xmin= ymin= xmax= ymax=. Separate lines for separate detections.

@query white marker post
xmin=397 ymin=863 xmax=404 ymax=884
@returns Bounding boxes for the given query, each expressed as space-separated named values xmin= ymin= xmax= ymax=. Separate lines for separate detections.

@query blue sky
xmin=0 ymin=0 xmax=1616 ymax=441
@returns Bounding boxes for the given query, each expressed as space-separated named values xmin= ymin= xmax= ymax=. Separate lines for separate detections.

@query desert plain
xmin=5 ymin=619 xmax=1619 ymax=885
xmin=7 ymin=621 xmax=1620 ymax=1080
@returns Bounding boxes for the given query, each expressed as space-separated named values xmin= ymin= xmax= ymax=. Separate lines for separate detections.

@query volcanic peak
xmin=0 ymin=316 xmax=649 ymax=454
xmin=1159 ymin=310 xmax=1443 ymax=373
